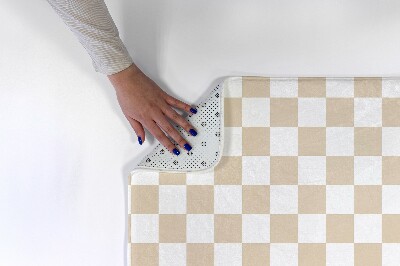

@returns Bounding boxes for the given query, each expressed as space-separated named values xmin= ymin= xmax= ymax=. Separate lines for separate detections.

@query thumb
xmin=126 ymin=116 xmax=145 ymax=145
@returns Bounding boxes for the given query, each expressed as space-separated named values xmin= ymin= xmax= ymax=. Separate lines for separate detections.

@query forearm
xmin=46 ymin=0 xmax=133 ymax=75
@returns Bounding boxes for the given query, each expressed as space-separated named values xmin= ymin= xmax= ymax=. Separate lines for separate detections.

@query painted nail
xmin=173 ymin=148 xmax=180 ymax=156
xmin=190 ymin=108 xmax=197 ymax=114
xmin=184 ymin=143 xmax=192 ymax=151
xmin=138 ymin=136 xmax=142 ymax=145
xmin=189 ymin=129 xmax=197 ymax=136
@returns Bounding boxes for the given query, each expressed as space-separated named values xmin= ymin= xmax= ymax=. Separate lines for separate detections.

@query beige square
xmin=383 ymin=156 xmax=400 ymax=185
xmin=214 ymin=156 xmax=242 ymax=184
xmin=298 ymin=127 xmax=326 ymax=156
xmin=270 ymin=214 xmax=298 ymax=243
xmin=270 ymin=156 xmax=298 ymax=185
xmin=187 ymin=244 xmax=214 ymax=266
xmin=299 ymin=244 xmax=326 ymax=266
xmin=326 ymin=156 xmax=354 ymax=185
xmin=159 ymin=172 xmax=186 ymax=185
xmin=383 ymin=215 xmax=400 ymax=242
xmin=355 ymin=127 xmax=382 ymax=156
xmin=326 ymin=98 xmax=354 ymax=127
xmin=270 ymin=98 xmax=298 ymax=126
xmin=243 ymin=244 xmax=270 ymax=266
xmin=355 ymin=185 xmax=382 ymax=214
xmin=128 ymin=214 xmax=131 ymax=243
xmin=131 ymin=185 xmax=158 ymax=214
xmin=242 ymin=76 xmax=270 ymax=97
xmin=326 ymin=214 xmax=354 ymax=243
xmin=383 ymin=98 xmax=400 ymax=126
xmin=355 ymin=244 xmax=382 ymax=266
xmin=215 ymin=214 xmax=242 ymax=243
xmin=299 ymin=185 xmax=326 ymax=214
xmin=187 ymin=185 xmax=214 ymax=214
xmin=242 ymin=185 xmax=270 ymax=214
xmin=224 ymin=98 xmax=242 ymax=126
xmin=354 ymin=77 xmax=382 ymax=97
xmin=131 ymin=243 xmax=158 ymax=266
xmin=242 ymin=127 xmax=269 ymax=156
xmin=159 ymin=214 xmax=186 ymax=243
xmin=298 ymin=77 xmax=326 ymax=97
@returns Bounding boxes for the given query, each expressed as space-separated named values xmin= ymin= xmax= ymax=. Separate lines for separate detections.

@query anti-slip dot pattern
xmin=128 ymin=77 xmax=400 ymax=266
xmin=136 ymin=84 xmax=223 ymax=171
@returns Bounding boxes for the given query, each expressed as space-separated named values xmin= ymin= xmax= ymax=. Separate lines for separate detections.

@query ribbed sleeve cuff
xmin=89 ymin=36 xmax=134 ymax=75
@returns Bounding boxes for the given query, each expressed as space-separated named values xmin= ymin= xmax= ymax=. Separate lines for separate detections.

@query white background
xmin=1 ymin=0 xmax=400 ymax=265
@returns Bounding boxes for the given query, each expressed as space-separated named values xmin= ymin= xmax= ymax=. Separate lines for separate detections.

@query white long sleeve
xmin=46 ymin=0 xmax=134 ymax=75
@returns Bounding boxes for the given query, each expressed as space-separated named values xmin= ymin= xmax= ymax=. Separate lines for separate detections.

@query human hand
xmin=107 ymin=63 xmax=198 ymax=156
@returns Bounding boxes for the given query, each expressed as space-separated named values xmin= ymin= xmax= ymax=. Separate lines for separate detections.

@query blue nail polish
xmin=190 ymin=108 xmax=197 ymax=114
xmin=138 ymin=136 xmax=142 ymax=145
xmin=184 ymin=143 xmax=192 ymax=151
xmin=189 ymin=129 xmax=197 ymax=136
xmin=173 ymin=148 xmax=180 ymax=156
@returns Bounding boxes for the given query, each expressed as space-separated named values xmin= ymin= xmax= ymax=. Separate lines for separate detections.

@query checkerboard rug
xmin=128 ymin=77 xmax=400 ymax=266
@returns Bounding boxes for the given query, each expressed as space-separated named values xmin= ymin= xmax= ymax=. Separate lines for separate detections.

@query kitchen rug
xmin=128 ymin=76 xmax=400 ymax=266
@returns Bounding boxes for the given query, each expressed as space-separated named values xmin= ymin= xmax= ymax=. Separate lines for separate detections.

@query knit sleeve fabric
xmin=46 ymin=0 xmax=134 ymax=75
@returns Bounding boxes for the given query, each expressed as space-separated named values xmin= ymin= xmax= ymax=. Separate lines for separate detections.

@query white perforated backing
xmin=135 ymin=82 xmax=224 ymax=172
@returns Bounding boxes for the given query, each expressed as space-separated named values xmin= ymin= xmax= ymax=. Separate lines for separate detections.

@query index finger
xmin=144 ymin=120 xmax=181 ymax=156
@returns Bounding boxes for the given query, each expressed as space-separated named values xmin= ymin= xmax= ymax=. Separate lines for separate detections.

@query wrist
xmin=107 ymin=63 xmax=141 ymax=91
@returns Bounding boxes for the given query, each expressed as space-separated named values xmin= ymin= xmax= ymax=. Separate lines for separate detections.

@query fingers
xmin=162 ymin=107 xmax=198 ymax=137
xmin=145 ymin=120 xmax=182 ymax=156
xmin=126 ymin=116 xmax=145 ymax=145
xmin=155 ymin=113 xmax=193 ymax=153
xmin=164 ymin=94 xmax=197 ymax=115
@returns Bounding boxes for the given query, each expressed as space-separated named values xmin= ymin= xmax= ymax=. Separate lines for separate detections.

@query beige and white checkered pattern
xmin=128 ymin=77 xmax=400 ymax=266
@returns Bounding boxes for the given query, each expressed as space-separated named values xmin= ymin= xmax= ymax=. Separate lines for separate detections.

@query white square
xmin=270 ymin=78 xmax=298 ymax=97
xmin=298 ymin=214 xmax=326 ymax=243
xmin=382 ymin=185 xmax=400 ymax=214
xmin=187 ymin=214 xmax=214 ymax=243
xmin=270 ymin=127 xmax=298 ymax=156
xmin=270 ymin=185 xmax=298 ymax=214
xmin=242 ymin=214 xmax=270 ymax=243
xmin=214 ymin=185 xmax=242 ymax=214
xmin=383 ymin=244 xmax=400 ymax=266
xmin=270 ymin=244 xmax=298 ymax=266
xmin=382 ymin=78 xmax=400 ymax=98
xmin=214 ymin=243 xmax=242 ymax=266
xmin=242 ymin=156 xmax=270 ymax=185
xmin=326 ymin=185 xmax=354 ymax=214
xmin=298 ymin=156 xmax=326 ymax=185
xmin=383 ymin=127 xmax=400 ymax=156
xmin=131 ymin=171 xmax=159 ymax=185
xmin=223 ymin=77 xmax=242 ymax=98
xmin=186 ymin=168 xmax=214 ymax=185
xmin=160 ymin=243 xmax=186 ymax=266
xmin=326 ymin=243 xmax=354 ymax=266
xmin=223 ymin=127 xmax=242 ymax=156
xmin=131 ymin=214 xmax=158 ymax=243
xmin=242 ymin=98 xmax=270 ymax=127
xmin=298 ymin=98 xmax=326 ymax=127
xmin=354 ymin=156 xmax=382 ymax=185
xmin=326 ymin=78 xmax=354 ymax=98
xmin=159 ymin=185 xmax=186 ymax=214
xmin=354 ymin=214 xmax=382 ymax=243
xmin=326 ymin=127 xmax=354 ymax=156
xmin=354 ymin=98 xmax=382 ymax=127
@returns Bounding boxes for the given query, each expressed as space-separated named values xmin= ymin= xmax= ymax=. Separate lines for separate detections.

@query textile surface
xmin=128 ymin=76 xmax=400 ymax=265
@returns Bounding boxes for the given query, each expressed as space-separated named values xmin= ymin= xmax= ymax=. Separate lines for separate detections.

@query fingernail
xmin=138 ymin=136 xmax=142 ymax=145
xmin=173 ymin=148 xmax=180 ymax=156
xmin=190 ymin=108 xmax=197 ymax=114
xmin=184 ymin=143 xmax=192 ymax=151
xmin=189 ymin=129 xmax=197 ymax=136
